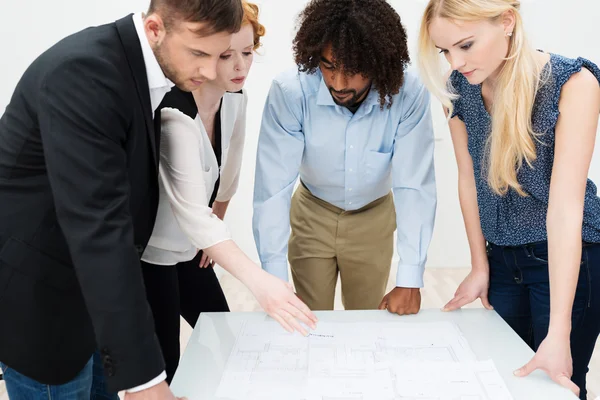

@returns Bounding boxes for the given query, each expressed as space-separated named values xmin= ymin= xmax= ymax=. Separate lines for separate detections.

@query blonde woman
xmin=140 ymin=2 xmax=316 ymax=384
xmin=418 ymin=0 xmax=600 ymax=398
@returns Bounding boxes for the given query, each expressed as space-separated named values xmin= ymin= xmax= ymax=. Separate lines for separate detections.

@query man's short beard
xmin=153 ymin=42 xmax=187 ymax=91
xmin=329 ymin=82 xmax=371 ymax=108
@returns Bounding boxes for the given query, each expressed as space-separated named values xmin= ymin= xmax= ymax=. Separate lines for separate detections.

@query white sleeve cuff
xmin=126 ymin=371 xmax=167 ymax=393
xmin=395 ymin=263 xmax=425 ymax=288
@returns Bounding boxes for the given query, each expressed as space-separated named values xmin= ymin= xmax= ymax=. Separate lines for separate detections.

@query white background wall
xmin=1 ymin=0 xmax=599 ymax=271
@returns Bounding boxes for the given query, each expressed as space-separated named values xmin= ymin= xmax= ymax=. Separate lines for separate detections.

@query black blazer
xmin=0 ymin=15 xmax=165 ymax=392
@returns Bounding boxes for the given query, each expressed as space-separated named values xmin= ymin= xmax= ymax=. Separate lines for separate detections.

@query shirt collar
xmin=132 ymin=12 xmax=175 ymax=92
xmin=316 ymin=73 xmax=336 ymax=106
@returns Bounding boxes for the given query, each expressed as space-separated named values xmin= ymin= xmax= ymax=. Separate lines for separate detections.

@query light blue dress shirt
xmin=252 ymin=67 xmax=437 ymax=288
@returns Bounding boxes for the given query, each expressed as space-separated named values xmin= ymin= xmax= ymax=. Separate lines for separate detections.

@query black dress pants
xmin=141 ymin=250 xmax=229 ymax=384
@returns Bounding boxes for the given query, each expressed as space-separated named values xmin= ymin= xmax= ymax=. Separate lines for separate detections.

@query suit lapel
xmin=115 ymin=14 xmax=158 ymax=166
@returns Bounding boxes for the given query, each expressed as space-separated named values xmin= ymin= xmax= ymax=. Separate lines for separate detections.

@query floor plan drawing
xmin=215 ymin=320 xmax=513 ymax=400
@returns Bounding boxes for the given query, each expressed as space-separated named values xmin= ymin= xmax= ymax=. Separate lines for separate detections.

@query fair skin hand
xmin=124 ymin=381 xmax=186 ymax=400
xmin=203 ymin=240 xmax=318 ymax=335
xmin=443 ymin=268 xmax=493 ymax=311
xmin=378 ymin=288 xmax=421 ymax=315
xmin=430 ymin=11 xmax=600 ymax=395
xmin=198 ymin=251 xmax=213 ymax=268
xmin=513 ymin=67 xmax=600 ymax=397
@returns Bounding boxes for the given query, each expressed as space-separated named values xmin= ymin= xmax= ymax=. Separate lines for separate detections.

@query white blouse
xmin=142 ymin=90 xmax=248 ymax=265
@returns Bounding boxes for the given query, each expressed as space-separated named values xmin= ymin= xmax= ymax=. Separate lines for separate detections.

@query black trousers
xmin=141 ymin=250 xmax=229 ymax=384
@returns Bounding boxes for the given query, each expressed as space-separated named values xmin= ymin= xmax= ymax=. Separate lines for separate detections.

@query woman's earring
xmin=506 ymin=32 xmax=513 ymax=37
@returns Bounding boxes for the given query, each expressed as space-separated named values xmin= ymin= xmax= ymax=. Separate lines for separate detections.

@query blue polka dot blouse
xmin=449 ymin=53 xmax=600 ymax=246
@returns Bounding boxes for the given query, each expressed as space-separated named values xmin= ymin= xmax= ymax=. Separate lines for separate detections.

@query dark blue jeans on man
xmin=487 ymin=240 xmax=600 ymax=400
xmin=0 ymin=351 xmax=119 ymax=400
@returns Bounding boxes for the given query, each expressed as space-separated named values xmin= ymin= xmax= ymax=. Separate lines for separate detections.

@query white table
xmin=170 ymin=309 xmax=577 ymax=399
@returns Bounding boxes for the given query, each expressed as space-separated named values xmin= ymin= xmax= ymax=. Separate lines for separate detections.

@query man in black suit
xmin=0 ymin=0 xmax=242 ymax=399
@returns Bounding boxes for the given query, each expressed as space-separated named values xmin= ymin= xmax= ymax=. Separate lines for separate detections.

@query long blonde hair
xmin=418 ymin=0 xmax=544 ymax=196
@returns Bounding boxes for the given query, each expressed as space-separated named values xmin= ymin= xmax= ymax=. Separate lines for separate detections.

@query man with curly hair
xmin=253 ymin=0 xmax=436 ymax=315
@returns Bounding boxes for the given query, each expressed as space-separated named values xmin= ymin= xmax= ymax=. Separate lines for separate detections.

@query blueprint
xmin=215 ymin=320 xmax=513 ymax=400
xmin=306 ymin=360 xmax=513 ymax=400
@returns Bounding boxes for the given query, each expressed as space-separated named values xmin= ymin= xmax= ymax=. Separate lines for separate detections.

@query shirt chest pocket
xmin=363 ymin=150 xmax=393 ymax=181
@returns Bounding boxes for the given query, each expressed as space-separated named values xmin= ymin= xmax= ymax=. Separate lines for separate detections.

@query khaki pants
xmin=288 ymin=183 xmax=396 ymax=310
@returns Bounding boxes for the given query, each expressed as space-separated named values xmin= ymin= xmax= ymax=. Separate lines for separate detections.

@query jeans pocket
xmin=528 ymin=244 xmax=549 ymax=264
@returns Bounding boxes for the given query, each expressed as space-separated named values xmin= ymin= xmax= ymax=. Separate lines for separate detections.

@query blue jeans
xmin=0 ymin=351 xmax=119 ymax=400
xmin=487 ymin=241 xmax=600 ymax=400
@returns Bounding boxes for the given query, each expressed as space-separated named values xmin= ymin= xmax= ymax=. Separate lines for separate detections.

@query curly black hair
xmin=293 ymin=0 xmax=410 ymax=109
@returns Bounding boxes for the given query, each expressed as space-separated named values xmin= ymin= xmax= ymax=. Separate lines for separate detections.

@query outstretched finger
xmin=199 ymin=253 xmax=209 ymax=268
xmin=480 ymin=294 xmax=494 ymax=310
xmin=514 ymin=358 xmax=537 ymax=377
xmin=442 ymin=296 xmax=468 ymax=312
xmin=555 ymin=375 xmax=580 ymax=397
xmin=289 ymin=294 xmax=318 ymax=325
xmin=284 ymin=302 xmax=316 ymax=331
xmin=270 ymin=312 xmax=294 ymax=333
xmin=278 ymin=308 xmax=308 ymax=336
